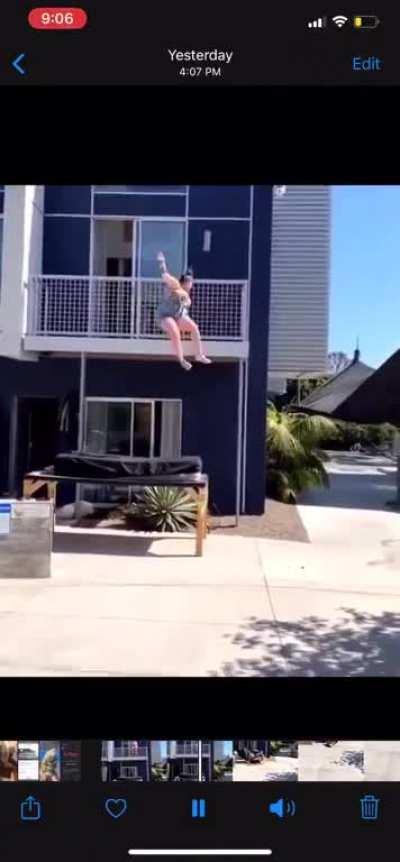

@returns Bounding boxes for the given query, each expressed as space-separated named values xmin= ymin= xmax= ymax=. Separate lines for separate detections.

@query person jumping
xmin=156 ymin=251 xmax=212 ymax=371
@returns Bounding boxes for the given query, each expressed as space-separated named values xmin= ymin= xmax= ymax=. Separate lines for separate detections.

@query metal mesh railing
xmin=112 ymin=743 xmax=148 ymax=758
xmin=174 ymin=743 xmax=211 ymax=756
xmin=28 ymin=276 xmax=248 ymax=341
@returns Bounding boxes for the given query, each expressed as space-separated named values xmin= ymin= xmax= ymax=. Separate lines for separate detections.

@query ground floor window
xmin=81 ymin=397 xmax=182 ymax=504
xmin=84 ymin=398 xmax=182 ymax=459
xmin=180 ymin=763 xmax=199 ymax=778
xmin=118 ymin=765 xmax=140 ymax=780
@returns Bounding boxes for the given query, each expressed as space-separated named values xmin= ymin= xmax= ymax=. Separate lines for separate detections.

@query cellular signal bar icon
xmin=308 ymin=16 xmax=326 ymax=28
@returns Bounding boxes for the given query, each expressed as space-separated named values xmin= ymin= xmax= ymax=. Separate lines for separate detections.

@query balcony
xmin=112 ymin=744 xmax=149 ymax=759
xmin=24 ymin=276 xmax=249 ymax=359
xmin=174 ymin=743 xmax=211 ymax=756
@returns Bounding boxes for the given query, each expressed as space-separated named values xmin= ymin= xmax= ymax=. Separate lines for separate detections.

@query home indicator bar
xmin=128 ymin=852 xmax=273 ymax=857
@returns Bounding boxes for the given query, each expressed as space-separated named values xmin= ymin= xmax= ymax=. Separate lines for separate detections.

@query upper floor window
xmin=93 ymin=218 xmax=185 ymax=281
xmin=94 ymin=186 xmax=186 ymax=195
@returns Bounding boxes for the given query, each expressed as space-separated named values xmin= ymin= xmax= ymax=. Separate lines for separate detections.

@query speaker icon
xmin=269 ymin=798 xmax=296 ymax=819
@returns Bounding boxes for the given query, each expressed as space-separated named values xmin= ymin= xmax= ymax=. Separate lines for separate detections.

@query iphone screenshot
xmin=0 ymin=1 xmax=399 ymax=860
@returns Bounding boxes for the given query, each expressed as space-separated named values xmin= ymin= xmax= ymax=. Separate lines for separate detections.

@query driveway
xmin=0 ymin=453 xmax=400 ymax=676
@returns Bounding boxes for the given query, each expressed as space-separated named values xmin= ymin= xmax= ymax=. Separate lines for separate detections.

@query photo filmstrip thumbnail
xmin=0 ymin=740 xmax=82 ymax=782
xmin=101 ymin=741 xmax=233 ymax=782
xmin=233 ymin=741 xmax=299 ymax=781
xmin=232 ymin=741 xmax=400 ymax=781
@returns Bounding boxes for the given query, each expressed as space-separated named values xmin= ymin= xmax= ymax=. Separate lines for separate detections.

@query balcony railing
xmin=112 ymin=744 xmax=149 ymax=759
xmin=174 ymin=743 xmax=211 ymax=756
xmin=27 ymin=276 xmax=248 ymax=342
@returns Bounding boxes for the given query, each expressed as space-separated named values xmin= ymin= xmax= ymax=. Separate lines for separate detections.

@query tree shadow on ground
xmin=338 ymin=750 xmax=364 ymax=771
xmin=214 ymin=608 xmax=400 ymax=676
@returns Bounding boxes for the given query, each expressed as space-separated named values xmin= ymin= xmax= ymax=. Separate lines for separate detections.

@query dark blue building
xmin=0 ymin=185 xmax=272 ymax=515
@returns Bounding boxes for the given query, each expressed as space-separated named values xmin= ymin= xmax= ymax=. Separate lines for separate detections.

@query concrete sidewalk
xmin=0 ymin=452 xmax=399 ymax=676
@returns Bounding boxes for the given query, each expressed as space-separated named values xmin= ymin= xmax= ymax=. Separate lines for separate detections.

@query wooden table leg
xmin=203 ymin=483 xmax=209 ymax=540
xmin=23 ymin=478 xmax=48 ymax=498
xmin=47 ymin=482 xmax=57 ymax=504
xmin=195 ymin=486 xmax=208 ymax=557
xmin=23 ymin=478 xmax=32 ymax=498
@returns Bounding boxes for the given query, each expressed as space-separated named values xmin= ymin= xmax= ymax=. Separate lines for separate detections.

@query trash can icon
xmin=360 ymin=795 xmax=380 ymax=821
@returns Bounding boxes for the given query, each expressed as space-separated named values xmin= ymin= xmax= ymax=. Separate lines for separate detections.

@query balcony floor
xmin=23 ymin=336 xmax=249 ymax=360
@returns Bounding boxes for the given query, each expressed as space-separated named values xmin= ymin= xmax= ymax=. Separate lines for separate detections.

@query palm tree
xmin=266 ymin=402 xmax=339 ymax=503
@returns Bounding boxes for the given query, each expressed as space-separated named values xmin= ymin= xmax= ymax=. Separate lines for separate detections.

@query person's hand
xmin=157 ymin=251 xmax=165 ymax=263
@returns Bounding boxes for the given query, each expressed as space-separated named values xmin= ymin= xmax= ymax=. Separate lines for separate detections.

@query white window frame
xmin=94 ymin=186 xmax=188 ymax=196
xmin=91 ymin=215 xmax=188 ymax=279
xmin=84 ymin=397 xmax=182 ymax=460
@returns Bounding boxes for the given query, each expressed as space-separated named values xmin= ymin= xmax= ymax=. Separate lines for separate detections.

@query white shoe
xmin=195 ymin=354 xmax=212 ymax=364
xmin=180 ymin=359 xmax=192 ymax=371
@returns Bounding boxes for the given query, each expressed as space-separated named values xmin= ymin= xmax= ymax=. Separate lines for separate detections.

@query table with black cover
xmin=23 ymin=453 xmax=209 ymax=556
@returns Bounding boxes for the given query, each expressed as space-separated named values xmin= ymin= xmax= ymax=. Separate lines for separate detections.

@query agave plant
xmin=266 ymin=402 xmax=340 ymax=503
xmin=129 ymin=486 xmax=198 ymax=532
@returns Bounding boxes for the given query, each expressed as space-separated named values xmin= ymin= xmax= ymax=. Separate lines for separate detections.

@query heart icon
xmin=105 ymin=798 xmax=128 ymax=819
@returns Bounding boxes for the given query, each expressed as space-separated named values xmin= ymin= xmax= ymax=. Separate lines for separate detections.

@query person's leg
xmin=161 ymin=317 xmax=192 ymax=370
xmin=177 ymin=317 xmax=212 ymax=363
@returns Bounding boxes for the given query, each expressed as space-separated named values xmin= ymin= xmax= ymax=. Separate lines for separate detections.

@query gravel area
xmin=57 ymin=498 xmax=310 ymax=544
xmin=210 ymin=498 xmax=309 ymax=542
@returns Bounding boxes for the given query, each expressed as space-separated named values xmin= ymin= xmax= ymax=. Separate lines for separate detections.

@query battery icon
xmin=353 ymin=15 xmax=380 ymax=28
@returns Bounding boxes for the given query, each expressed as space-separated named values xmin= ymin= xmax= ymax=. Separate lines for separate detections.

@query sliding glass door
xmin=84 ymin=398 xmax=182 ymax=459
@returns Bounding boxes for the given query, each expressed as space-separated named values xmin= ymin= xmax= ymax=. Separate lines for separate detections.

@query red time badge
xmin=28 ymin=8 xmax=88 ymax=29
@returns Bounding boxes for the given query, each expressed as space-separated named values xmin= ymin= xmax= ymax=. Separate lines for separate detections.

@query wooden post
xmin=203 ymin=482 xmax=209 ymax=539
xmin=48 ymin=482 xmax=57 ymax=504
xmin=195 ymin=485 xmax=208 ymax=556
xmin=23 ymin=477 xmax=57 ymax=504
xmin=23 ymin=478 xmax=32 ymax=499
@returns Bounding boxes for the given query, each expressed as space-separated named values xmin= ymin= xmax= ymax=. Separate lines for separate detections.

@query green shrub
xmin=266 ymin=403 xmax=338 ymax=503
xmin=126 ymin=486 xmax=198 ymax=532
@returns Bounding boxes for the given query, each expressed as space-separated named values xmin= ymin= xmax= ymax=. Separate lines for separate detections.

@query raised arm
xmin=157 ymin=251 xmax=168 ymax=276
xmin=157 ymin=251 xmax=186 ymax=296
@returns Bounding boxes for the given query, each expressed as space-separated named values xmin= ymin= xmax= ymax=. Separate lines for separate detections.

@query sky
xmin=330 ymin=186 xmax=400 ymax=369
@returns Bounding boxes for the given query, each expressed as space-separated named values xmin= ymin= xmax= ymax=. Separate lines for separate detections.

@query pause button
xmin=191 ymin=799 xmax=206 ymax=818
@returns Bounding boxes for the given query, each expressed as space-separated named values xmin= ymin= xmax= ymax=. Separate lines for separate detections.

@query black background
xmin=0 ymin=678 xmax=397 ymax=737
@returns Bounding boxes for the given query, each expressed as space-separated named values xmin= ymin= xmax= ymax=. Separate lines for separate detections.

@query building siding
xmin=0 ymin=356 xmax=239 ymax=513
xmin=43 ymin=217 xmax=91 ymax=274
xmin=94 ymin=194 xmax=186 ymax=217
xmin=188 ymin=186 xmax=251 ymax=219
xmin=268 ymin=185 xmax=330 ymax=382
xmin=44 ymin=185 xmax=91 ymax=214
xmin=245 ymin=186 xmax=272 ymax=513
xmin=188 ymin=220 xmax=249 ymax=279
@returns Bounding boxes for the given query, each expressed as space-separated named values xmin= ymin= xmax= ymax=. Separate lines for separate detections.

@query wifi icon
xmin=332 ymin=14 xmax=349 ymax=27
